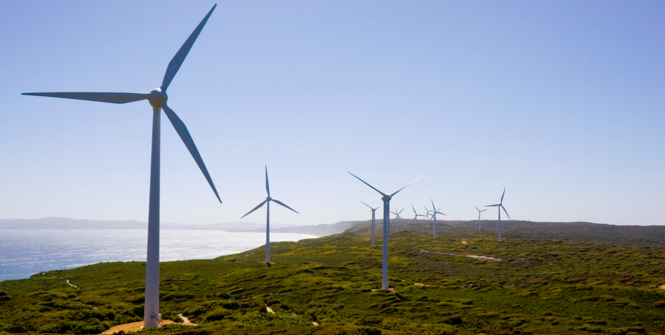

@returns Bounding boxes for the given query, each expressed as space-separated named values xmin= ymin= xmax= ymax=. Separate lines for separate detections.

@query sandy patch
xmin=101 ymin=320 xmax=174 ymax=334
xmin=371 ymin=288 xmax=395 ymax=292
xmin=178 ymin=314 xmax=197 ymax=326
xmin=461 ymin=240 xmax=468 ymax=245
xmin=266 ymin=306 xmax=275 ymax=314
xmin=420 ymin=249 xmax=503 ymax=262
xmin=312 ymin=322 xmax=320 ymax=326
xmin=659 ymin=285 xmax=665 ymax=289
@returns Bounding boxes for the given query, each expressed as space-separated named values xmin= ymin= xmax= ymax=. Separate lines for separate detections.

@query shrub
xmin=653 ymin=301 xmax=665 ymax=308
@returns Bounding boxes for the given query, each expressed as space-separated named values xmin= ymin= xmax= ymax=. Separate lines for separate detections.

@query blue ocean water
xmin=0 ymin=229 xmax=315 ymax=281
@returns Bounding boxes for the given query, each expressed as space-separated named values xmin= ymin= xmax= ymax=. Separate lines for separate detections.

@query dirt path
xmin=178 ymin=314 xmax=197 ymax=325
xmin=420 ymin=249 xmax=503 ymax=262
xmin=101 ymin=320 xmax=175 ymax=334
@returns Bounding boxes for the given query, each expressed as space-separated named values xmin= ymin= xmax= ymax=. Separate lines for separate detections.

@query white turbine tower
xmin=429 ymin=200 xmax=447 ymax=238
xmin=391 ymin=207 xmax=404 ymax=232
xmin=411 ymin=204 xmax=426 ymax=232
xmin=241 ymin=165 xmax=299 ymax=263
xmin=348 ymin=172 xmax=421 ymax=289
xmin=359 ymin=200 xmax=379 ymax=246
xmin=485 ymin=187 xmax=511 ymax=241
xmin=22 ymin=5 xmax=219 ymax=328
xmin=474 ymin=205 xmax=487 ymax=230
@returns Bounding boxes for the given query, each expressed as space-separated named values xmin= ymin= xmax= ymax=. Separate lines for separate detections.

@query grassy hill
xmin=1 ymin=220 xmax=665 ymax=334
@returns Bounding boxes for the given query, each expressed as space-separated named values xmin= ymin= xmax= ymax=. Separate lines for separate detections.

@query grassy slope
xmin=1 ymin=221 xmax=665 ymax=335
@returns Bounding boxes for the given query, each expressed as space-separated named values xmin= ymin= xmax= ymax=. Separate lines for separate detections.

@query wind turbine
xmin=241 ymin=165 xmax=299 ymax=263
xmin=22 ymin=5 xmax=219 ymax=328
xmin=424 ymin=205 xmax=431 ymax=227
xmin=485 ymin=187 xmax=511 ymax=241
xmin=474 ymin=205 xmax=487 ymax=230
xmin=359 ymin=200 xmax=379 ymax=246
xmin=348 ymin=172 xmax=421 ymax=289
xmin=429 ymin=200 xmax=447 ymax=238
xmin=411 ymin=204 xmax=426 ymax=232
xmin=391 ymin=207 xmax=404 ymax=232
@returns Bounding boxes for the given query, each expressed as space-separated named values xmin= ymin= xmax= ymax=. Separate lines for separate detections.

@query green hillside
xmin=1 ymin=220 xmax=665 ymax=335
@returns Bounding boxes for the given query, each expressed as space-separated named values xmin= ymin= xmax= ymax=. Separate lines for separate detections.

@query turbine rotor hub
xmin=382 ymin=195 xmax=391 ymax=203
xmin=266 ymin=197 xmax=272 ymax=201
xmin=148 ymin=88 xmax=168 ymax=108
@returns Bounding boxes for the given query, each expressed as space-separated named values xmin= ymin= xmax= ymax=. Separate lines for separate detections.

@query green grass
xmin=1 ymin=221 xmax=665 ymax=334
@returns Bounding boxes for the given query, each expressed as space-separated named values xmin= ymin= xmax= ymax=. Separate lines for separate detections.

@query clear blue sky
xmin=1 ymin=1 xmax=663 ymax=226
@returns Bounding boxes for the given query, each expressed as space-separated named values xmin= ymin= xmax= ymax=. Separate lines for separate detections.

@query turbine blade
xmin=501 ymin=205 xmax=511 ymax=220
xmin=359 ymin=200 xmax=373 ymax=209
xmin=485 ymin=204 xmax=500 ymax=207
xmin=22 ymin=92 xmax=149 ymax=104
xmin=399 ymin=208 xmax=404 ymax=214
xmin=347 ymin=172 xmax=386 ymax=197
xmin=390 ymin=176 xmax=423 ymax=197
xmin=481 ymin=209 xmax=487 ymax=212
xmin=474 ymin=205 xmax=480 ymax=212
xmin=501 ymin=187 xmax=506 ymax=203
xmin=162 ymin=104 xmax=221 ymax=203
xmin=161 ymin=4 xmax=216 ymax=90
xmin=272 ymin=199 xmax=299 ymax=214
xmin=431 ymin=199 xmax=436 ymax=210
xmin=411 ymin=204 xmax=417 ymax=214
xmin=265 ymin=165 xmax=270 ymax=197
xmin=240 ymin=200 xmax=267 ymax=219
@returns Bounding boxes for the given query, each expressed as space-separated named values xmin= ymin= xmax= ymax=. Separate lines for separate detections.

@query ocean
xmin=0 ymin=229 xmax=315 ymax=281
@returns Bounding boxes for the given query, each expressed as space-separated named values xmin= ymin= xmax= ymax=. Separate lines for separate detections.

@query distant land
xmin=0 ymin=217 xmax=355 ymax=237
xmin=3 ymin=217 xmax=665 ymax=245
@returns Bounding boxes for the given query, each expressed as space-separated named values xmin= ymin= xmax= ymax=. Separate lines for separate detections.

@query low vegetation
xmin=1 ymin=220 xmax=665 ymax=334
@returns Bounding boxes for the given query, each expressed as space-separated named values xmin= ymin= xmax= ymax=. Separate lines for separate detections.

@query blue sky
xmin=1 ymin=1 xmax=663 ymax=226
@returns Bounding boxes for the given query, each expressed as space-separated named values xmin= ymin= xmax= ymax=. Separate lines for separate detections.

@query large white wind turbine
xmin=348 ymin=172 xmax=421 ymax=289
xmin=411 ymin=204 xmax=426 ymax=232
xmin=241 ymin=165 xmax=299 ymax=263
xmin=391 ymin=207 xmax=404 ymax=232
xmin=22 ymin=5 xmax=219 ymax=328
xmin=429 ymin=200 xmax=447 ymax=238
xmin=359 ymin=200 xmax=379 ymax=246
xmin=474 ymin=205 xmax=487 ymax=230
xmin=485 ymin=187 xmax=511 ymax=241
xmin=424 ymin=205 xmax=431 ymax=227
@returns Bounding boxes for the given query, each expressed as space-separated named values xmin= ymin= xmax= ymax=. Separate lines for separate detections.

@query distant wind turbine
xmin=359 ymin=200 xmax=379 ymax=246
xmin=348 ymin=172 xmax=421 ymax=289
xmin=22 ymin=5 xmax=219 ymax=328
xmin=485 ymin=187 xmax=511 ymax=241
xmin=424 ymin=205 xmax=431 ymax=227
xmin=429 ymin=200 xmax=447 ymax=238
xmin=391 ymin=207 xmax=404 ymax=232
xmin=411 ymin=204 xmax=426 ymax=231
xmin=241 ymin=166 xmax=299 ymax=263
xmin=474 ymin=205 xmax=487 ymax=229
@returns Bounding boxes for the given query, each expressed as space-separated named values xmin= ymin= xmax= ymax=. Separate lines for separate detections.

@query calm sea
xmin=0 ymin=229 xmax=315 ymax=281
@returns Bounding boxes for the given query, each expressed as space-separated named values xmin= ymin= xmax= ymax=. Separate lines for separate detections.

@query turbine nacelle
xmin=148 ymin=88 xmax=168 ymax=109
xmin=382 ymin=195 xmax=391 ymax=203
xmin=266 ymin=196 xmax=272 ymax=202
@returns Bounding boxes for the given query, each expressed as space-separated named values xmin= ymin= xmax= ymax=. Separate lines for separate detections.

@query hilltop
xmin=0 ymin=220 xmax=664 ymax=334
